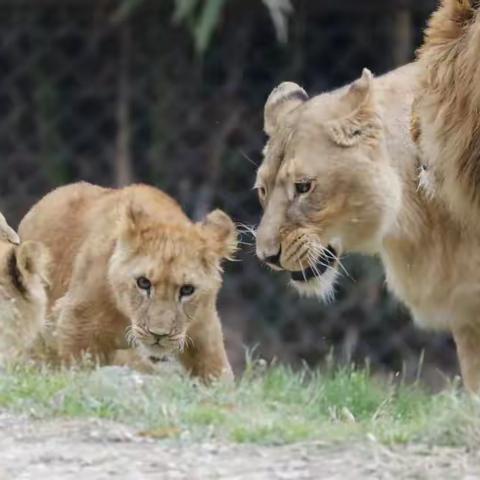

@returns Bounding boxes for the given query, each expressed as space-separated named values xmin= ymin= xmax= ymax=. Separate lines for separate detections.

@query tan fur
xmin=256 ymin=63 xmax=480 ymax=392
xmin=0 ymin=211 xmax=19 ymax=245
xmin=18 ymin=182 xmax=236 ymax=382
xmin=0 ymin=236 xmax=50 ymax=363
xmin=415 ymin=0 xmax=480 ymax=224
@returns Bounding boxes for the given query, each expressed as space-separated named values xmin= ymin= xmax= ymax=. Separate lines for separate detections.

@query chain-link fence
xmin=0 ymin=0 xmax=456 ymax=386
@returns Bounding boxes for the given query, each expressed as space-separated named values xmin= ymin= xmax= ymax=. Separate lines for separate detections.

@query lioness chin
xmin=255 ymin=63 xmax=480 ymax=392
xmin=19 ymin=182 xmax=236 ymax=382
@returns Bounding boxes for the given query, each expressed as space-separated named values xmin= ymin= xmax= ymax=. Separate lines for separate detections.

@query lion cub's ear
xmin=15 ymin=240 xmax=51 ymax=287
xmin=118 ymin=202 xmax=147 ymax=242
xmin=201 ymin=210 xmax=237 ymax=260
xmin=264 ymin=82 xmax=309 ymax=136
xmin=0 ymin=211 xmax=20 ymax=245
xmin=326 ymin=68 xmax=382 ymax=148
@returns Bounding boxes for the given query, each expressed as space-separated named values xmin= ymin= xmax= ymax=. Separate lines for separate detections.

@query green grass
xmin=0 ymin=361 xmax=479 ymax=447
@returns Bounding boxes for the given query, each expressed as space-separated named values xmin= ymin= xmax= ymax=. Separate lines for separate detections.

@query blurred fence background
xmin=0 ymin=0 xmax=457 ymax=386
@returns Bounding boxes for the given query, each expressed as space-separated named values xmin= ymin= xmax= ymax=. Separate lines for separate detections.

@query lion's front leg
xmin=453 ymin=323 xmax=480 ymax=393
xmin=178 ymin=307 xmax=233 ymax=383
xmin=55 ymin=297 xmax=122 ymax=366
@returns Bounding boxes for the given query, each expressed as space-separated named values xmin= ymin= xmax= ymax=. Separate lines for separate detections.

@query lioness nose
xmin=261 ymin=248 xmax=282 ymax=267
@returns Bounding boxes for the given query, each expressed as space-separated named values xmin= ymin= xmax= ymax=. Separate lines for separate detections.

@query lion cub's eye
xmin=179 ymin=284 xmax=195 ymax=299
xmin=137 ymin=276 xmax=152 ymax=291
xmin=295 ymin=182 xmax=312 ymax=195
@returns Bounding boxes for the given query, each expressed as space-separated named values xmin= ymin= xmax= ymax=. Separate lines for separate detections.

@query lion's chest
xmin=381 ymin=232 xmax=480 ymax=331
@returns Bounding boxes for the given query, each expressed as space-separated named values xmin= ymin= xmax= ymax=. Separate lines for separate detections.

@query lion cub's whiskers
xmin=236 ymin=223 xmax=257 ymax=239
xmin=235 ymin=223 xmax=258 ymax=253
xmin=237 ymin=240 xmax=255 ymax=247
xmin=124 ymin=325 xmax=137 ymax=347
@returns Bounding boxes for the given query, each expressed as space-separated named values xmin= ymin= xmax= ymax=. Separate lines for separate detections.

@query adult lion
xmin=415 ymin=0 xmax=480 ymax=224
xmin=18 ymin=182 xmax=236 ymax=381
xmin=254 ymin=59 xmax=480 ymax=391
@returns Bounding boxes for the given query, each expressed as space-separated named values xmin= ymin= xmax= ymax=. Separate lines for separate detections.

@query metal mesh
xmin=0 ymin=0 xmax=456 ymax=384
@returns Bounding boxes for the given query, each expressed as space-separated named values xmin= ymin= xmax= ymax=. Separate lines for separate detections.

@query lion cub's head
xmin=255 ymin=69 xmax=402 ymax=299
xmin=108 ymin=204 xmax=237 ymax=360
xmin=0 ymin=238 xmax=50 ymax=360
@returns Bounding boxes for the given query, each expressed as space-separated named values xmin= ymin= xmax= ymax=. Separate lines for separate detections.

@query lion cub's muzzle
xmin=147 ymin=332 xmax=185 ymax=351
xmin=132 ymin=326 xmax=186 ymax=359
xmin=290 ymin=245 xmax=337 ymax=283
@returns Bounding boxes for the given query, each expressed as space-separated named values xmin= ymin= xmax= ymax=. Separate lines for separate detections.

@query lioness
xmin=0 ymin=237 xmax=50 ymax=362
xmin=255 ymin=63 xmax=480 ymax=391
xmin=18 ymin=182 xmax=236 ymax=381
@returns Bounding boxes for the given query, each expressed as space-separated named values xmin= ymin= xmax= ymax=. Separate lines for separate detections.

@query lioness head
xmin=255 ymin=69 xmax=402 ymax=298
xmin=0 ymin=238 xmax=50 ymax=359
xmin=108 ymin=204 xmax=237 ymax=359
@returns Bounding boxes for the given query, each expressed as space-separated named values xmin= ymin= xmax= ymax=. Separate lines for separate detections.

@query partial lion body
xmin=415 ymin=0 xmax=480 ymax=224
xmin=0 ymin=233 xmax=50 ymax=363
xmin=20 ymin=183 xmax=183 ymax=309
xmin=18 ymin=182 xmax=234 ymax=381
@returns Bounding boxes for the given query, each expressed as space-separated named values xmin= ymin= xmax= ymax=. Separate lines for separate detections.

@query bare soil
xmin=1 ymin=412 xmax=480 ymax=479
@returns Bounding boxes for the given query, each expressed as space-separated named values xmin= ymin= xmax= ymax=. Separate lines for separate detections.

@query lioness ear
xmin=0 ymin=211 xmax=20 ymax=245
xmin=201 ymin=210 xmax=237 ymax=260
xmin=326 ymin=69 xmax=381 ymax=147
xmin=15 ymin=240 xmax=51 ymax=287
xmin=264 ymin=82 xmax=309 ymax=136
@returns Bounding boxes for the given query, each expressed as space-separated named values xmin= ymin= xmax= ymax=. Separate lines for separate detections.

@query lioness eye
xmin=258 ymin=186 xmax=266 ymax=198
xmin=295 ymin=182 xmax=312 ymax=195
xmin=137 ymin=276 xmax=152 ymax=291
xmin=179 ymin=284 xmax=195 ymax=298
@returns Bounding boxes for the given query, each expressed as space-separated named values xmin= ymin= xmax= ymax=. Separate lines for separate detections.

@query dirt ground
xmin=1 ymin=412 xmax=479 ymax=480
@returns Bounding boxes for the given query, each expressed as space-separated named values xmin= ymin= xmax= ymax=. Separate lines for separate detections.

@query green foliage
xmin=111 ymin=0 xmax=146 ymax=24
xmin=0 ymin=362 xmax=477 ymax=447
xmin=172 ymin=0 xmax=292 ymax=54
xmin=113 ymin=0 xmax=292 ymax=54
xmin=172 ymin=0 xmax=227 ymax=55
xmin=172 ymin=0 xmax=228 ymax=55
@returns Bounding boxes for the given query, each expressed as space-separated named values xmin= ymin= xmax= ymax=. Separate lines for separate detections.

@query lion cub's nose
xmin=148 ymin=330 xmax=169 ymax=341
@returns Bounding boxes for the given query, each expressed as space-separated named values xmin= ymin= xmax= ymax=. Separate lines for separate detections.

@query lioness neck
xmin=375 ymin=63 xmax=441 ymax=244
xmin=371 ymin=63 xmax=469 ymax=328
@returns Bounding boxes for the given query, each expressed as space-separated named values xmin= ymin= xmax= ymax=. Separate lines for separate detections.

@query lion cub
xmin=0 ymin=235 xmax=50 ymax=363
xmin=18 ymin=182 xmax=236 ymax=381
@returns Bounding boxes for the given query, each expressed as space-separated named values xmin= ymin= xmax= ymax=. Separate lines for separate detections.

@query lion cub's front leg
xmin=55 ymin=294 xmax=127 ymax=366
xmin=178 ymin=306 xmax=233 ymax=383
